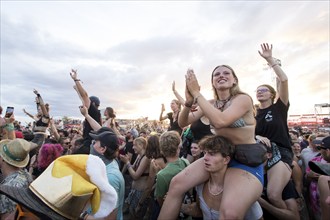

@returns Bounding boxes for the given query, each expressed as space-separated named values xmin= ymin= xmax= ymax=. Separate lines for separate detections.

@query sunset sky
xmin=1 ymin=1 xmax=329 ymax=125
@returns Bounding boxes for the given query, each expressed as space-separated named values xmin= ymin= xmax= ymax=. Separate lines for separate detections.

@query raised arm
xmin=49 ymin=118 xmax=60 ymax=142
xmin=23 ymin=108 xmax=35 ymax=119
xmin=258 ymin=43 xmax=288 ymax=105
xmin=159 ymin=104 xmax=168 ymax=121
xmin=33 ymin=89 xmax=49 ymax=117
xmin=70 ymin=69 xmax=91 ymax=108
xmin=79 ymin=106 xmax=101 ymax=131
xmin=172 ymin=81 xmax=185 ymax=106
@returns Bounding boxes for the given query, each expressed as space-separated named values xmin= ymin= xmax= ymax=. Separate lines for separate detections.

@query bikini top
xmin=212 ymin=99 xmax=246 ymax=128
xmin=134 ymin=154 xmax=149 ymax=177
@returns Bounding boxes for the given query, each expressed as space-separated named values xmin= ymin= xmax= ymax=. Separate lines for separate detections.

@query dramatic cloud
xmin=1 ymin=1 xmax=329 ymax=125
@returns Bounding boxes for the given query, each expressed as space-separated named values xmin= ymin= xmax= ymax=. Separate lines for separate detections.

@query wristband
xmin=74 ymin=79 xmax=81 ymax=82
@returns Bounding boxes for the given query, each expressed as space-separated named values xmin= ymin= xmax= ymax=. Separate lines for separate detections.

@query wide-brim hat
xmin=0 ymin=154 xmax=117 ymax=219
xmin=0 ymin=139 xmax=37 ymax=168
xmin=309 ymin=161 xmax=330 ymax=176
xmin=0 ymin=185 xmax=65 ymax=220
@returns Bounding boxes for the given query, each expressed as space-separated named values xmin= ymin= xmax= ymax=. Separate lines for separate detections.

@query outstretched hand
xmin=70 ymin=69 xmax=78 ymax=80
xmin=258 ymin=43 xmax=273 ymax=60
xmin=185 ymin=69 xmax=200 ymax=98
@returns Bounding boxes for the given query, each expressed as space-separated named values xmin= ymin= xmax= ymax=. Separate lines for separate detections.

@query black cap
xmin=321 ymin=136 xmax=330 ymax=149
xmin=89 ymin=127 xmax=118 ymax=150
xmin=89 ymin=96 xmax=100 ymax=106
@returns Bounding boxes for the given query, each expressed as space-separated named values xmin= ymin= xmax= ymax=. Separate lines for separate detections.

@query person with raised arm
xmin=159 ymin=58 xmax=267 ymax=219
xmin=70 ymin=69 xmax=102 ymax=154
xmin=159 ymin=82 xmax=183 ymax=135
xmin=254 ymin=43 xmax=293 ymax=210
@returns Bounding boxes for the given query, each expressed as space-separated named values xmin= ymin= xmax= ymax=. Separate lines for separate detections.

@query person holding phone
xmin=0 ymin=106 xmax=16 ymax=140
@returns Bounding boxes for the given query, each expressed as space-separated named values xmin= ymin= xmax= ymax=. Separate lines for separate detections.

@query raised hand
xmin=172 ymin=81 xmax=176 ymax=92
xmin=33 ymin=89 xmax=39 ymax=95
xmin=258 ymin=43 xmax=273 ymax=60
xmin=161 ymin=103 xmax=165 ymax=112
xmin=70 ymin=69 xmax=78 ymax=80
xmin=185 ymin=69 xmax=200 ymax=98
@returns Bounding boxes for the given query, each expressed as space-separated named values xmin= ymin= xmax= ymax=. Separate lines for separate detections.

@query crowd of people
xmin=0 ymin=43 xmax=329 ymax=220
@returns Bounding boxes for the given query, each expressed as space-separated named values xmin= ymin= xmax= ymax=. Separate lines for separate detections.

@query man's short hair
xmin=160 ymin=131 xmax=181 ymax=158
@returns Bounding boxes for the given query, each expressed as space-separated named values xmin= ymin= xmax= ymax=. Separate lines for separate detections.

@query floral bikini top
xmin=210 ymin=98 xmax=246 ymax=131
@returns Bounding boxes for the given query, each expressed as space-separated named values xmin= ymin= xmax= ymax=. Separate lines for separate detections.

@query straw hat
xmin=0 ymin=139 xmax=37 ymax=168
xmin=0 ymin=154 xmax=118 ymax=219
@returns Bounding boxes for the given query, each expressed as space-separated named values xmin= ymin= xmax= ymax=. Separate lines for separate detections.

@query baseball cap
xmin=321 ymin=136 xmax=330 ymax=149
xmin=89 ymin=127 xmax=118 ymax=151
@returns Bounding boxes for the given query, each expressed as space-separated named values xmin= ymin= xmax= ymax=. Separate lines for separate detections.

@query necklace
xmin=208 ymin=181 xmax=223 ymax=196
xmin=215 ymin=96 xmax=232 ymax=111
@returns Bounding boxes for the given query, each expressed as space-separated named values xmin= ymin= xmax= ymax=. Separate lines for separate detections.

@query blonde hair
xmin=134 ymin=137 xmax=147 ymax=150
xmin=172 ymin=99 xmax=181 ymax=111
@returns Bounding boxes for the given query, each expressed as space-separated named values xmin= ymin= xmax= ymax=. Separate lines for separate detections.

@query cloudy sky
xmin=1 ymin=0 xmax=329 ymax=125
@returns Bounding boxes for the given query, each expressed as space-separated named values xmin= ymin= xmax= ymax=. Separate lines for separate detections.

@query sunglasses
xmin=256 ymin=88 xmax=270 ymax=93
xmin=319 ymin=146 xmax=328 ymax=150
xmin=15 ymin=204 xmax=39 ymax=220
